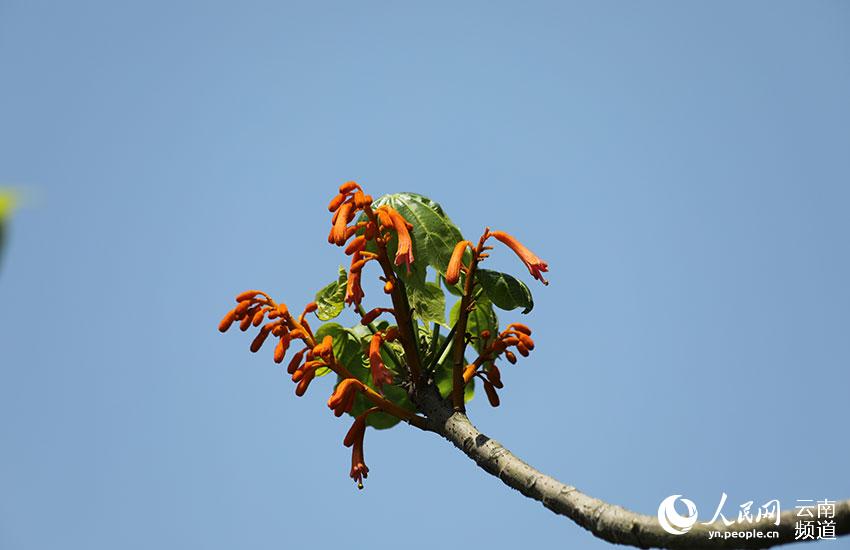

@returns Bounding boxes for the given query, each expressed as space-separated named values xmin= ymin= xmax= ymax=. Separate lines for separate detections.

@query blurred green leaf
xmin=407 ymin=281 xmax=447 ymax=327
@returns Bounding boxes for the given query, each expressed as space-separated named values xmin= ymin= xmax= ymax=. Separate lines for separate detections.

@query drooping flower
xmin=368 ymin=333 xmax=394 ymax=390
xmin=489 ymin=230 xmax=549 ymax=285
xmin=345 ymin=258 xmax=365 ymax=305
xmin=483 ymin=380 xmax=500 ymax=407
xmin=286 ymin=348 xmax=307 ymax=374
xmin=344 ymin=414 xmax=369 ymax=489
xmin=274 ymin=333 xmax=292 ymax=363
xmin=388 ymin=209 xmax=415 ymax=271
xmin=486 ymin=365 xmax=503 ymax=389
xmin=445 ymin=240 xmax=472 ymax=285
xmin=292 ymin=361 xmax=322 ymax=396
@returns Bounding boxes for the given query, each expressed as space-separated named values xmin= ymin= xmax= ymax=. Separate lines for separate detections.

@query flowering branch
xmin=214 ymin=182 xmax=848 ymax=549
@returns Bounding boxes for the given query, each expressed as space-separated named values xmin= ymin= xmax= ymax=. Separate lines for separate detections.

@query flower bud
xmin=486 ymin=365 xmax=503 ymax=389
xmin=483 ymin=381 xmax=500 ymax=407
xmin=445 ymin=240 xmax=471 ymax=285
xmin=235 ymin=290 xmax=262 ymax=302
xmin=286 ymin=348 xmax=306 ymax=374
xmin=339 ymin=181 xmax=360 ymax=194
xmin=218 ymin=309 xmax=236 ymax=333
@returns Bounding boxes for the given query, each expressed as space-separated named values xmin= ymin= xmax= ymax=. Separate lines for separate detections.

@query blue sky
xmin=1 ymin=1 xmax=848 ymax=549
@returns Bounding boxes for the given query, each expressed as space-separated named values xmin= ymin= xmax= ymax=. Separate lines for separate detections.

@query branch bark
xmin=413 ymin=386 xmax=849 ymax=549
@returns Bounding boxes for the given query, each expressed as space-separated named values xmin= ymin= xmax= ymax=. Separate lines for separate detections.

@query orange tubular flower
xmin=286 ymin=348 xmax=307 ymax=374
xmin=273 ymin=334 xmax=290 ymax=363
xmin=354 ymin=191 xmax=372 ymax=209
xmin=328 ymin=193 xmax=346 ymax=212
xmin=387 ymin=209 xmax=415 ymax=271
xmin=235 ymin=290 xmax=264 ymax=302
xmin=327 ymin=378 xmax=364 ymax=417
xmin=292 ymin=361 xmax=323 ymax=396
xmin=376 ymin=207 xmax=393 ymax=230
xmin=339 ymin=181 xmax=361 ymax=195
xmin=489 ymin=230 xmax=549 ymax=285
xmin=344 ymin=415 xmax=369 ymax=489
xmin=516 ymin=341 xmax=529 ymax=357
xmin=368 ymin=333 xmax=394 ymax=390
xmin=486 ymin=365 xmax=504 ymax=389
xmin=313 ymin=335 xmax=334 ymax=360
xmin=445 ymin=240 xmax=472 ymax=285
xmin=507 ymin=322 xmax=532 ymax=335
xmin=330 ymin=202 xmax=354 ymax=245
xmin=218 ymin=309 xmax=237 ymax=332
xmin=345 ymin=268 xmax=364 ymax=306
xmin=344 ymin=235 xmax=367 ymax=256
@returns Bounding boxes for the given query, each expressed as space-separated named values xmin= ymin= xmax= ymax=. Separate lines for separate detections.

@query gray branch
xmin=413 ymin=386 xmax=849 ymax=549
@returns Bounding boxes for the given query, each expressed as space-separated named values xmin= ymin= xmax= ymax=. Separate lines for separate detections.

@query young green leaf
xmin=314 ymin=266 xmax=348 ymax=321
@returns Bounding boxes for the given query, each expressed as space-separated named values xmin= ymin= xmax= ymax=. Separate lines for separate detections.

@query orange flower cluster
xmin=463 ymin=323 xmax=535 ymax=407
xmin=219 ymin=291 xmax=315 ymax=367
xmin=220 ymin=288 xmax=385 ymax=488
xmin=326 ymin=181 xmax=416 ymax=304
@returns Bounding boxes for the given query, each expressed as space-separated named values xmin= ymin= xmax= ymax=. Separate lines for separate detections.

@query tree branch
xmin=413 ymin=386 xmax=849 ymax=549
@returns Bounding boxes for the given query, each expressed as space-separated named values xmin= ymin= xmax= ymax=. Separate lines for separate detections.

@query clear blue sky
xmin=1 ymin=2 xmax=848 ymax=549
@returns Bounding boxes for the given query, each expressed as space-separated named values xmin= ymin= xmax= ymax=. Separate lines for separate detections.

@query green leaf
xmin=407 ymin=281 xmax=447 ymax=327
xmin=439 ymin=273 xmax=465 ymax=297
xmin=314 ymin=266 xmax=347 ymax=321
xmin=450 ymin=296 xmax=499 ymax=355
xmin=476 ymin=269 xmax=534 ymax=314
xmin=371 ymin=193 xmax=464 ymax=277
